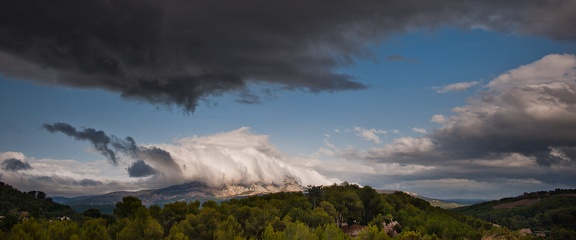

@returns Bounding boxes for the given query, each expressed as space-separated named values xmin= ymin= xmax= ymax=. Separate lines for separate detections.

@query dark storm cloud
xmin=42 ymin=122 xmax=181 ymax=173
xmin=111 ymin=136 xmax=181 ymax=173
xmin=138 ymin=147 xmax=181 ymax=173
xmin=127 ymin=160 xmax=159 ymax=178
xmin=1 ymin=1 xmax=574 ymax=112
xmin=43 ymin=122 xmax=118 ymax=163
xmin=431 ymin=83 xmax=576 ymax=165
xmin=1 ymin=158 xmax=32 ymax=171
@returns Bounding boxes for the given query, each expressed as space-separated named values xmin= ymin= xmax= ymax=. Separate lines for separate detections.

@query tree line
xmin=453 ymin=188 xmax=576 ymax=239
xmin=1 ymin=181 xmax=528 ymax=239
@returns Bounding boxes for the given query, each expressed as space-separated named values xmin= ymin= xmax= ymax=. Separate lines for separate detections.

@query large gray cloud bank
xmin=352 ymin=54 xmax=576 ymax=189
xmin=431 ymin=54 xmax=576 ymax=166
xmin=1 ymin=0 xmax=575 ymax=111
xmin=307 ymin=54 xmax=576 ymax=198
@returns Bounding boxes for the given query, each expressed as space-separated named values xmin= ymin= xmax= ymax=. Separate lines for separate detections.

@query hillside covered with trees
xmin=453 ymin=189 xmax=576 ymax=239
xmin=0 ymin=182 xmax=75 ymax=232
xmin=1 ymin=181 xmax=528 ymax=239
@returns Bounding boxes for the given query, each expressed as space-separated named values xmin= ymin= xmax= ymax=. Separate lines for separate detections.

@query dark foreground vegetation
xmin=454 ymin=188 xmax=576 ymax=239
xmin=0 ymin=181 xmax=554 ymax=239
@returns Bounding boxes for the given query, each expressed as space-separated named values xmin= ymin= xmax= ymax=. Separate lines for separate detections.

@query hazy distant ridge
xmin=54 ymin=176 xmax=304 ymax=207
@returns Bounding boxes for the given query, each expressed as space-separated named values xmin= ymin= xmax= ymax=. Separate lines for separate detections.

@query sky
xmin=1 ymin=0 xmax=576 ymax=199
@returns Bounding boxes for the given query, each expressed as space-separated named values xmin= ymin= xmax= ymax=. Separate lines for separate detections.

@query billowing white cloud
xmin=1 ymin=128 xmax=336 ymax=196
xmin=154 ymin=127 xmax=334 ymax=187
xmin=435 ymin=81 xmax=480 ymax=93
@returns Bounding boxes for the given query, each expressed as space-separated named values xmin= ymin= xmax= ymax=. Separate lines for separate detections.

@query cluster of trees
xmin=0 ymin=182 xmax=75 ymax=232
xmin=1 ymin=181 xmax=528 ymax=239
xmin=454 ymin=189 xmax=576 ymax=239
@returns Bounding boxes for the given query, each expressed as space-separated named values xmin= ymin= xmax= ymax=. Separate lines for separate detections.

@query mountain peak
xmin=54 ymin=177 xmax=305 ymax=208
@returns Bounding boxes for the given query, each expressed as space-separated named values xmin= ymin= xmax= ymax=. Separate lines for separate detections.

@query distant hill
xmin=418 ymin=196 xmax=487 ymax=209
xmin=0 ymin=181 xmax=76 ymax=231
xmin=376 ymin=189 xmax=487 ymax=209
xmin=58 ymin=182 xmax=479 ymax=214
xmin=53 ymin=176 xmax=304 ymax=213
xmin=453 ymin=189 xmax=576 ymax=236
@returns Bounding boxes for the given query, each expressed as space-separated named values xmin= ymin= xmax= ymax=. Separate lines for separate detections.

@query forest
xmin=453 ymin=189 xmax=576 ymax=239
xmin=0 ymin=181 xmax=544 ymax=240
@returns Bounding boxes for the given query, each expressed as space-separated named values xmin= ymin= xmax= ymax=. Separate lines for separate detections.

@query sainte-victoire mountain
xmin=53 ymin=176 xmax=304 ymax=208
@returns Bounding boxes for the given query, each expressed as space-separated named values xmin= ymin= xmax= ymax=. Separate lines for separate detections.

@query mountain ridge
xmin=53 ymin=176 xmax=304 ymax=207
xmin=54 ymin=178 xmax=483 ymax=214
xmin=453 ymin=188 xmax=576 ymax=235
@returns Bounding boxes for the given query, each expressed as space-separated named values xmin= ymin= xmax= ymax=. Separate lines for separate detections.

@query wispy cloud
xmin=353 ymin=126 xmax=387 ymax=144
xmin=386 ymin=55 xmax=417 ymax=63
xmin=435 ymin=81 xmax=480 ymax=93
xmin=411 ymin=127 xmax=427 ymax=134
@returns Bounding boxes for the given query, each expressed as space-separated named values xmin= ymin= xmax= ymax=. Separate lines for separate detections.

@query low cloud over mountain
xmin=2 ymin=126 xmax=334 ymax=196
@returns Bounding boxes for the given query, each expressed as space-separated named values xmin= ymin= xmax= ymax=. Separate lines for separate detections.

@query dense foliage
xmin=0 ymin=182 xmax=75 ymax=232
xmin=1 ymin=181 xmax=525 ymax=239
xmin=454 ymin=189 xmax=576 ymax=239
